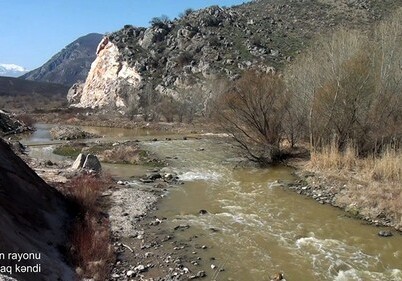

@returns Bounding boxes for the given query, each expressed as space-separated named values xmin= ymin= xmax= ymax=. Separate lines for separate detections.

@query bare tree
xmin=175 ymin=85 xmax=209 ymax=123
xmin=285 ymin=9 xmax=402 ymax=154
xmin=139 ymin=83 xmax=161 ymax=121
xmin=159 ymin=95 xmax=177 ymax=122
xmin=217 ymin=71 xmax=291 ymax=165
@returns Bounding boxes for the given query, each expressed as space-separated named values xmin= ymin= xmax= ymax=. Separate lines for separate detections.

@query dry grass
xmin=102 ymin=145 xmax=142 ymax=164
xmin=71 ymin=214 xmax=114 ymax=280
xmin=310 ymin=145 xmax=401 ymax=183
xmin=371 ymin=149 xmax=402 ymax=182
xmin=63 ymin=174 xmax=115 ymax=280
xmin=64 ymin=174 xmax=107 ymax=210
xmin=310 ymin=142 xmax=358 ymax=171
xmin=308 ymin=144 xmax=402 ymax=229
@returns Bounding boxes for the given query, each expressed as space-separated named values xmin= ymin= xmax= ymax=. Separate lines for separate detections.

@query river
xmin=23 ymin=124 xmax=402 ymax=281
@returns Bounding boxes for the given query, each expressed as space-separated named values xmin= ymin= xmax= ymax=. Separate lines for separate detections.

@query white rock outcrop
xmin=70 ymin=37 xmax=141 ymax=108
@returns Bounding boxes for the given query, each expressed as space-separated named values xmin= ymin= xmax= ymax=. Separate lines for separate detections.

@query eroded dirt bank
xmin=0 ymin=139 xmax=75 ymax=281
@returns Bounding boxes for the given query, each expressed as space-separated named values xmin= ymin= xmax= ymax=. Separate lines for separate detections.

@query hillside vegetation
xmin=91 ymin=0 xmax=402 ymax=120
xmin=215 ymin=8 xmax=402 ymax=229
xmin=0 ymin=76 xmax=68 ymax=112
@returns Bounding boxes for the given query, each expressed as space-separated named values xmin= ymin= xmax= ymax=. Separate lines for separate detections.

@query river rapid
xmin=23 ymin=124 xmax=402 ymax=281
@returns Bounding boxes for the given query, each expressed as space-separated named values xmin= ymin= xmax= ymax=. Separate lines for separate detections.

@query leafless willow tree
xmin=217 ymin=71 xmax=291 ymax=165
xmin=285 ymin=9 xmax=402 ymax=154
xmin=139 ymin=83 xmax=161 ymax=121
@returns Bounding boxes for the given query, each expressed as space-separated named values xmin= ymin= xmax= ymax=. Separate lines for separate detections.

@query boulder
xmin=378 ymin=230 xmax=393 ymax=237
xmin=66 ymin=82 xmax=84 ymax=104
xmin=82 ymin=154 xmax=102 ymax=172
xmin=71 ymin=153 xmax=102 ymax=173
xmin=163 ymin=173 xmax=174 ymax=181
xmin=0 ymin=110 xmax=30 ymax=135
xmin=147 ymin=172 xmax=162 ymax=181
xmin=71 ymin=153 xmax=86 ymax=170
xmin=199 ymin=209 xmax=208 ymax=215
xmin=271 ymin=272 xmax=285 ymax=281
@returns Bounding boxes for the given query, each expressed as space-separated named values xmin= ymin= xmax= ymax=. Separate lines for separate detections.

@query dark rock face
xmin=82 ymin=154 xmax=102 ymax=172
xmin=21 ymin=33 xmax=103 ymax=86
xmin=71 ymin=153 xmax=102 ymax=173
xmin=0 ymin=110 xmax=31 ymax=135
xmin=0 ymin=138 xmax=75 ymax=281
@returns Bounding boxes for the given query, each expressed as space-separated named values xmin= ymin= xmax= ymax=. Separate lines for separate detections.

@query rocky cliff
xmin=0 ymin=110 xmax=30 ymax=135
xmin=69 ymin=0 xmax=401 ymax=113
xmin=21 ymin=33 xmax=103 ymax=86
xmin=0 ymin=138 xmax=75 ymax=281
xmin=68 ymin=37 xmax=141 ymax=108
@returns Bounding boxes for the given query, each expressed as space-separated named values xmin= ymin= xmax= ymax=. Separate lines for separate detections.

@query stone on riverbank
xmin=71 ymin=153 xmax=86 ymax=170
xmin=71 ymin=153 xmax=102 ymax=172
xmin=378 ymin=230 xmax=393 ymax=237
xmin=82 ymin=154 xmax=102 ymax=172
xmin=0 ymin=110 xmax=32 ymax=135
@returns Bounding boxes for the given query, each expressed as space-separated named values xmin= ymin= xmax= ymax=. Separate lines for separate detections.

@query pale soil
xmin=108 ymin=183 xmax=212 ymax=281
xmin=108 ymin=187 xmax=158 ymax=237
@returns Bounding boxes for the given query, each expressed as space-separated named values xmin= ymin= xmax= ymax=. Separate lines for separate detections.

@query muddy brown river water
xmin=23 ymin=124 xmax=402 ymax=281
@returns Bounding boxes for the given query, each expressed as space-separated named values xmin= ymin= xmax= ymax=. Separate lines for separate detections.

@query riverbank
xmin=287 ymin=153 xmax=402 ymax=233
xmin=19 ymin=130 xmax=235 ymax=280
xmin=29 ymin=110 xmax=219 ymax=135
xmin=17 ymin=139 xmax=194 ymax=280
xmin=28 ymin=120 xmax=402 ymax=236
xmin=15 ymin=123 xmax=402 ymax=280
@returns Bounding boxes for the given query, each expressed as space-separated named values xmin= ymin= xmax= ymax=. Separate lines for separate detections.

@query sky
xmin=0 ymin=0 xmax=249 ymax=70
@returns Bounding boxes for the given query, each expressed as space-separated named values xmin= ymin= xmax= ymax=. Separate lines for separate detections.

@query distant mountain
xmin=0 ymin=64 xmax=28 ymax=77
xmin=0 ymin=76 xmax=69 ymax=97
xmin=0 ymin=76 xmax=69 ymax=112
xmin=21 ymin=33 xmax=103 ymax=86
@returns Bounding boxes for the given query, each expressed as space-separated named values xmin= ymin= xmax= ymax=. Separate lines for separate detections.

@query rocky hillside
xmin=69 ymin=0 xmax=402 ymax=111
xmin=0 ymin=109 xmax=31 ymax=135
xmin=0 ymin=76 xmax=69 ymax=96
xmin=21 ymin=33 xmax=103 ymax=86
xmin=0 ymin=138 xmax=75 ymax=281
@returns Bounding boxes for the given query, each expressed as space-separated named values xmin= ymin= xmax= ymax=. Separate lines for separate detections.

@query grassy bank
xmin=303 ymin=144 xmax=401 ymax=230
xmin=54 ymin=141 xmax=164 ymax=166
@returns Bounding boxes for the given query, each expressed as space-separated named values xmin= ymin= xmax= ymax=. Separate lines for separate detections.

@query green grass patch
xmin=53 ymin=145 xmax=82 ymax=158
xmin=87 ymin=143 xmax=113 ymax=155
